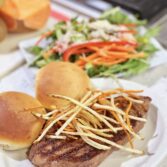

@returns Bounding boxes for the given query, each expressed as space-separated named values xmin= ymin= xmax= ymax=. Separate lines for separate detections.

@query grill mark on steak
xmin=41 ymin=139 xmax=74 ymax=156
xmin=55 ymin=143 xmax=86 ymax=160
xmin=47 ymin=140 xmax=86 ymax=161
xmin=27 ymin=96 xmax=151 ymax=167
xmin=78 ymin=146 xmax=102 ymax=162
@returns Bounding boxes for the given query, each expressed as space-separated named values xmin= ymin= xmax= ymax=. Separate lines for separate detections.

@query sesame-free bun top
xmin=36 ymin=62 xmax=91 ymax=110
xmin=0 ymin=92 xmax=45 ymax=150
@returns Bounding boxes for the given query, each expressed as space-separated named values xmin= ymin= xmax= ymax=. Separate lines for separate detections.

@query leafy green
xmin=136 ymin=27 xmax=160 ymax=44
xmin=100 ymin=7 xmax=146 ymax=25
xmin=53 ymin=21 xmax=66 ymax=40
xmin=30 ymin=54 xmax=43 ymax=67
xmin=85 ymin=59 xmax=149 ymax=77
xmin=136 ymin=26 xmax=160 ymax=54
xmin=28 ymin=46 xmax=42 ymax=55
xmin=85 ymin=64 xmax=108 ymax=77
xmin=137 ymin=43 xmax=158 ymax=55
xmin=35 ymin=57 xmax=58 ymax=68
xmin=30 ymin=52 xmax=61 ymax=68
xmin=72 ymin=18 xmax=89 ymax=34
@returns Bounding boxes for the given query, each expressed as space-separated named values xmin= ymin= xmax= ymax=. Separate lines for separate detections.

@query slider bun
xmin=0 ymin=92 xmax=45 ymax=150
xmin=36 ymin=62 xmax=91 ymax=110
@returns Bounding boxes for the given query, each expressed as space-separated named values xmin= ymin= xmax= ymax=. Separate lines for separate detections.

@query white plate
xmin=0 ymin=77 xmax=166 ymax=167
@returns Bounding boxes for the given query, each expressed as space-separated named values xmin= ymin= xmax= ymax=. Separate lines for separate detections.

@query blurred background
xmin=0 ymin=0 xmax=167 ymax=83
xmin=0 ymin=0 xmax=167 ymax=53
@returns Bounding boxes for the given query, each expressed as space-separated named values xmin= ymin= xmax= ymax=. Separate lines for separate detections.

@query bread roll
xmin=0 ymin=92 xmax=45 ymax=150
xmin=0 ymin=11 xmax=18 ymax=32
xmin=0 ymin=0 xmax=50 ymax=32
xmin=36 ymin=62 xmax=91 ymax=110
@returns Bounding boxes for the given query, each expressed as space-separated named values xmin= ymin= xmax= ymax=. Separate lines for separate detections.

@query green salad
xmin=29 ymin=8 xmax=159 ymax=77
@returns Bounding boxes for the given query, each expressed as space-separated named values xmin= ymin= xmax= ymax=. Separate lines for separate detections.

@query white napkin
xmin=0 ymin=66 xmax=35 ymax=96
xmin=0 ymin=51 xmax=25 ymax=79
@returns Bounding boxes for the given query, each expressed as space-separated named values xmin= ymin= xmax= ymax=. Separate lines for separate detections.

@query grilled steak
xmin=28 ymin=96 xmax=151 ymax=167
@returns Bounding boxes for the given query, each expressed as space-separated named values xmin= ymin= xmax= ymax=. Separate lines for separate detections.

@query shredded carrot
xmin=74 ymin=48 xmax=91 ymax=55
xmin=75 ymin=59 xmax=85 ymax=66
xmin=105 ymin=51 xmax=129 ymax=57
xmin=63 ymin=41 xmax=144 ymax=69
xmin=106 ymin=51 xmax=145 ymax=58
xmin=83 ymin=53 xmax=99 ymax=60
xmin=87 ymin=46 xmax=101 ymax=52
xmin=35 ymin=31 xmax=53 ymax=45
xmin=120 ymin=23 xmax=137 ymax=27
xmin=92 ymin=58 xmax=127 ymax=66
xmin=108 ymin=45 xmax=135 ymax=52
xmin=75 ymin=53 xmax=98 ymax=66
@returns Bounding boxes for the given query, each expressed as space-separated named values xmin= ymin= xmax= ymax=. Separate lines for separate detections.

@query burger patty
xmin=27 ymin=96 xmax=151 ymax=167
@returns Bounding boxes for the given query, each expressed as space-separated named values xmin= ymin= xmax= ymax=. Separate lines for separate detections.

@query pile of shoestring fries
xmin=33 ymin=88 xmax=146 ymax=154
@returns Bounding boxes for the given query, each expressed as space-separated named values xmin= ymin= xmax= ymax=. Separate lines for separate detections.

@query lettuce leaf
xmin=100 ymin=7 xmax=146 ymax=25
xmin=85 ymin=59 xmax=149 ymax=77
xmin=136 ymin=27 xmax=160 ymax=54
